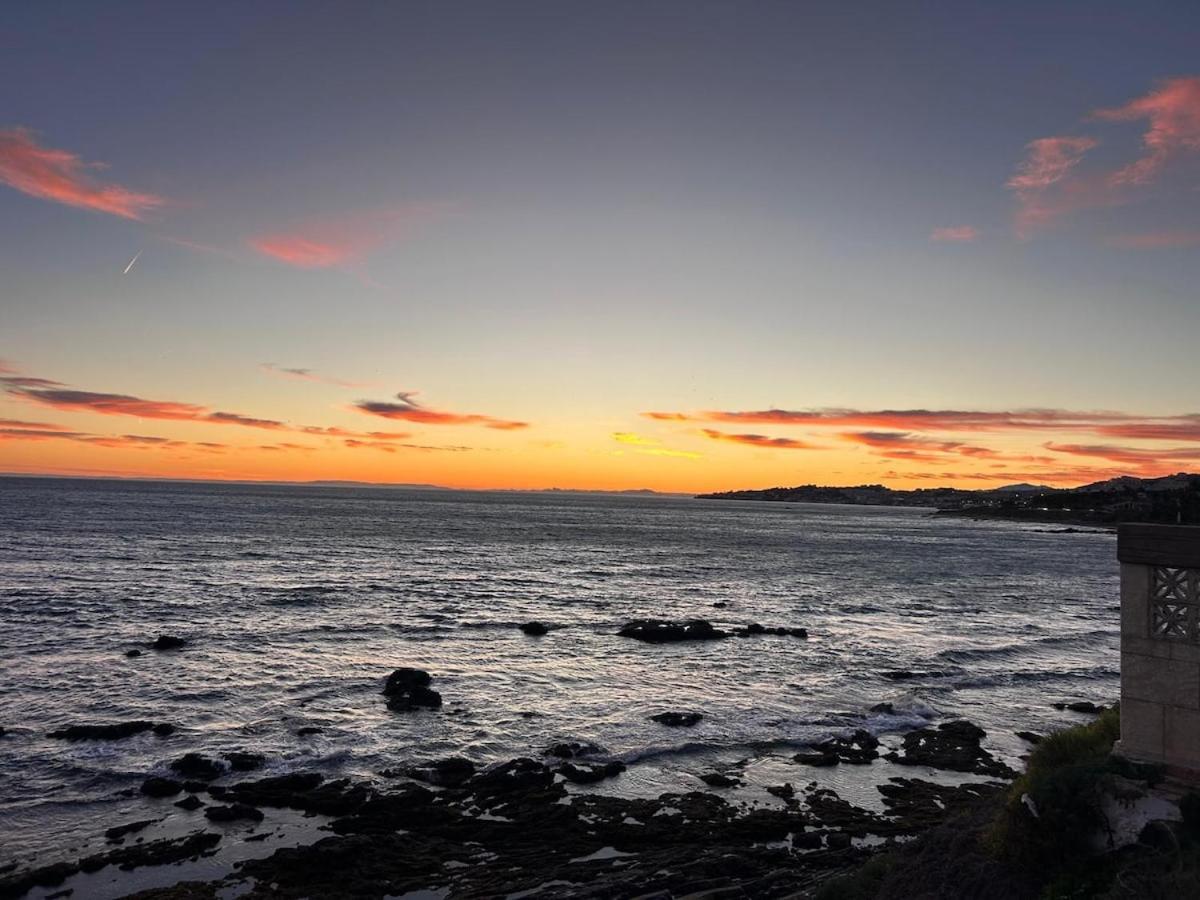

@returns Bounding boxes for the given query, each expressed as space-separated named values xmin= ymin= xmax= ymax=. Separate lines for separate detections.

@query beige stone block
xmin=1121 ymin=564 xmax=1150 ymax=637
xmin=1165 ymin=706 xmax=1200 ymax=768
xmin=1122 ymin=697 xmax=1166 ymax=760
xmin=1170 ymin=641 xmax=1200 ymax=666
xmin=1120 ymin=697 xmax=1165 ymax=761
xmin=1122 ymin=653 xmax=1200 ymax=708
xmin=1122 ymin=634 xmax=1172 ymax=660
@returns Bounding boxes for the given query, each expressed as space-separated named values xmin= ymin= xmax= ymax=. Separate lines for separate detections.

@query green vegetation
xmin=818 ymin=707 xmax=1200 ymax=899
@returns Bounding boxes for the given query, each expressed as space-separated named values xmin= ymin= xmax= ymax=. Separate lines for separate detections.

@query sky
xmin=2 ymin=1 xmax=1200 ymax=492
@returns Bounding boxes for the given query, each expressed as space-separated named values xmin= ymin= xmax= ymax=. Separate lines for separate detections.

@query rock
xmin=149 ymin=635 xmax=187 ymax=651
xmin=519 ymin=622 xmax=550 ymax=636
xmin=712 ymin=601 xmax=729 ymax=608
xmin=766 ymin=783 xmax=795 ymax=800
xmin=1053 ymin=700 xmax=1104 ymax=714
xmin=825 ymin=831 xmax=853 ymax=849
xmin=204 ymin=803 xmax=264 ymax=824
xmin=125 ymin=649 xmax=142 ymax=658
xmin=731 ymin=624 xmax=808 ymax=638
xmin=382 ymin=668 xmax=442 ymax=711
xmin=170 ymin=753 xmax=224 ymax=781
xmin=793 ymin=751 xmax=839 ymax=767
xmin=468 ymin=758 xmax=556 ymax=797
xmin=174 ymin=795 xmax=204 ymax=811
xmin=409 ymin=757 xmax=477 ymax=787
xmin=546 ymin=741 xmax=600 ymax=759
xmin=616 ymin=619 xmax=729 ymax=643
xmin=151 ymin=723 xmax=175 ymax=736
xmin=104 ymin=819 xmax=156 ymax=842
xmin=296 ymin=726 xmax=323 ymax=736
xmin=48 ymin=721 xmax=161 ymax=741
xmin=558 ymin=761 xmax=627 ymax=784
xmin=140 ymin=776 xmax=183 ymax=798
xmin=699 ymin=772 xmax=740 ymax=788
xmin=210 ymin=773 xmax=368 ymax=816
xmin=0 ymin=727 xmax=6 ymax=738
xmin=77 ymin=831 xmax=220 ymax=873
xmin=881 ymin=670 xmax=951 ymax=681
xmin=650 ymin=712 xmax=703 ymax=728
xmin=884 ymin=720 xmax=1014 ymax=778
xmin=869 ymin=702 xmax=895 ymax=714
xmin=1016 ymin=730 xmax=1043 ymax=745
xmin=181 ymin=780 xmax=208 ymax=793
xmin=224 ymin=751 xmax=265 ymax=771
xmin=803 ymin=729 xmax=880 ymax=765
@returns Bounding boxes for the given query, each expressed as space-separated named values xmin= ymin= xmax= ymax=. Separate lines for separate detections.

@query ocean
xmin=0 ymin=477 xmax=1119 ymax=870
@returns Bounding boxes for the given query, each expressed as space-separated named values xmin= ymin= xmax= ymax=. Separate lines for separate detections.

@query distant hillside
xmin=696 ymin=473 xmax=1200 ymax=525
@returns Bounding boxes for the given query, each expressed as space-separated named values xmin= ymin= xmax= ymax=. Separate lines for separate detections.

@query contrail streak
xmin=123 ymin=251 xmax=142 ymax=275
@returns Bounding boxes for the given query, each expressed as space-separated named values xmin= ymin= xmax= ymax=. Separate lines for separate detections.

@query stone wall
xmin=1117 ymin=523 xmax=1200 ymax=776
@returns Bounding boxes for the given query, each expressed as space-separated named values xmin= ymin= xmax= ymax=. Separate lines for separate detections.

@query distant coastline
xmin=697 ymin=472 xmax=1200 ymax=526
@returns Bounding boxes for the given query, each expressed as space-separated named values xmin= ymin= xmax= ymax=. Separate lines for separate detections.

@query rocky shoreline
xmin=1 ymin=641 xmax=1101 ymax=900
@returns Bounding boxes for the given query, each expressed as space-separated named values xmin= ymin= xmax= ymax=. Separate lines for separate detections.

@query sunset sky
xmin=3 ymin=2 xmax=1200 ymax=492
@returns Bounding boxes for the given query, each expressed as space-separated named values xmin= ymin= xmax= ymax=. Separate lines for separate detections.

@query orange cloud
xmin=0 ymin=427 xmax=227 ymax=453
xmin=355 ymin=392 xmax=528 ymax=430
xmin=1094 ymin=76 xmax=1200 ymax=186
xmin=1107 ymin=230 xmax=1200 ymax=250
xmin=0 ymin=128 xmax=164 ymax=220
xmin=1045 ymin=442 xmax=1200 ymax=472
xmin=701 ymin=429 xmax=817 ymax=450
xmin=930 ymin=225 xmax=979 ymax=242
xmin=0 ymin=417 xmax=70 ymax=430
xmin=248 ymin=205 xmax=445 ymax=269
xmin=652 ymin=407 xmax=1143 ymax=433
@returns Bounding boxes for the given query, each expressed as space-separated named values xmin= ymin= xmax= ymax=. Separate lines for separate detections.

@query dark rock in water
xmin=296 ymin=726 xmax=323 ymax=736
xmin=104 ymin=819 xmax=156 ymax=842
xmin=48 ymin=721 xmax=159 ymax=741
xmin=204 ymin=803 xmax=264 ymax=824
xmin=794 ymin=751 xmax=840 ymax=767
xmin=327 ymin=784 xmax=436 ymax=836
xmin=170 ymin=753 xmax=224 ymax=781
xmin=616 ymin=619 xmax=728 ymax=643
xmin=174 ymin=795 xmax=204 ymax=811
xmin=881 ymin=670 xmax=951 ymax=681
xmin=382 ymin=668 xmax=442 ymax=711
xmin=650 ymin=711 xmax=703 ymax=728
xmin=825 ymin=831 xmax=853 ymax=850
xmin=149 ymin=635 xmax=187 ymax=651
xmin=1053 ymin=700 xmax=1104 ymax=714
xmin=557 ymin=761 xmax=627 ymax=784
xmin=699 ymin=772 xmax=740 ymax=788
xmin=0 ymin=727 xmax=5 ymax=738
xmin=1016 ymin=730 xmax=1043 ymax=745
xmin=802 ymin=729 xmax=880 ymax=765
xmin=519 ymin=621 xmax=550 ymax=636
xmin=869 ymin=702 xmax=895 ymax=714
xmin=181 ymin=780 xmax=208 ymax=793
xmin=140 ymin=776 xmax=183 ymax=798
xmin=546 ymin=741 xmax=600 ymax=759
xmin=884 ymin=720 xmax=1014 ymax=778
xmin=77 ymin=831 xmax=221 ymax=873
xmin=877 ymin=777 xmax=1005 ymax=830
xmin=732 ymin=623 xmax=808 ymax=638
xmin=151 ymin=723 xmax=175 ymax=737
xmin=712 ymin=601 xmax=729 ymax=608
xmin=224 ymin=751 xmax=265 ymax=771
xmin=409 ymin=757 xmax=477 ymax=787
xmin=0 ymin=861 xmax=80 ymax=894
xmin=211 ymin=773 xmax=368 ymax=816
xmin=125 ymin=649 xmax=142 ymax=658
xmin=766 ymin=783 xmax=795 ymax=800
xmin=468 ymin=758 xmax=556 ymax=797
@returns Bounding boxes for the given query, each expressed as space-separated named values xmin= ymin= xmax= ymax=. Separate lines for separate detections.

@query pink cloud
xmin=355 ymin=391 xmax=529 ymax=430
xmin=700 ymin=428 xmax=817 ymax=450
xmin=930 ymin=225 xmax=979 ymax=243
xmin=260 ymin=363 xmax=372 ymax=389
xmin=1106 ymin=230 xmax=1200 ymax=250
xmin=1094 ymin=76 xmax=1200 ymax=186
xmin=248 ymin=204 xmax=446 ymax=269
xmin=0 ymin=128 xmax=164 ymax=220
xmin=1006 ymin=136 xmax=1101 ymax=235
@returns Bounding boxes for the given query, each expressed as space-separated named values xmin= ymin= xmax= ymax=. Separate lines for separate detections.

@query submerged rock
xmin=699 ymin=772 xmax=740 ymax=788
xmin=140 ymin=776 xmax=183 ymax=798
xmin=797 ymin=729 xmax=880 ymax=766
xmin=124 ymin=649 xmax=142 ymax=658
xmin=616 ymin=619 xmax=728 ymax=643
xmin=732 ymin=623 xmax=808 ymax=638
xmin=382 ymin=668 xmax=443 ymax=711
xmin=224 ymin=751 xmax=265 ymax=771
xmin=104 ymin=819 xmax=157 ymax=842
xmin=204 ymin=803 xmax=264 ymax=824
xmin=48 ymin=721 xmax=167 ymax=741
xmin=211 ymin=773 xmax=369 ymax=816
xmin=519 ymin=621 xmax=550 ymax=636
xmin=557 ymin=761 xmax=627 ymax=784
xmin=1054 ymin=700 xmax=1104 ymax=714
xmin=546 ymin=741 xmax=601 ymax=759
xmin=149 ymin=635 xmax=187 ymax=651
xmin=174 ymin=794 xmax=205 ymax=811
xmin=1016 ymin=731 xmax=1043 ymax=745
xmin=409 ymin=757 xmax=477 ymax=787
xmin=170 ymin=753 xmax=224 ymax=781
xmin=296 ymin=726 xmax=323 ymax=736
xmin=650 ymin=711 xmax=703 ymax=728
